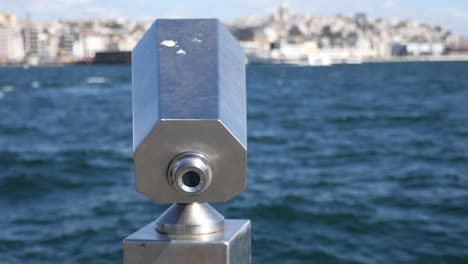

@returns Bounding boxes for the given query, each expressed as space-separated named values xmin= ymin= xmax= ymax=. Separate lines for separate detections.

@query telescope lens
xmin=182 ymin=171 xmax=201 ymax=187
xmin=168 ymin=152 xmax=213 ymax=195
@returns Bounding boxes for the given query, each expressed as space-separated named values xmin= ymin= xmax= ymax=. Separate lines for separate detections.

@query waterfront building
xmin=407 ymin=42 xmax=445 ymax=56
xmin=23 ymin=19 xmax=39 ymax=58
xmin=0 ymin=13 xmax=24 ymax=63
xmin=59 ymin=25 xmax=75 ymax=58
xmin=81 ymin=30 xmax=108 ymax=59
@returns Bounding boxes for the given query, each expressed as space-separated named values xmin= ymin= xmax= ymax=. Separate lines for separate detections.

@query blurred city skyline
xmin=2 ymin=0 xmax=468 ymax=37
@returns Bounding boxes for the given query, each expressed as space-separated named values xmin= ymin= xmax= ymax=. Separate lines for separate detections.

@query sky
xmin=2 ymin=0 xmax=468 ymax=36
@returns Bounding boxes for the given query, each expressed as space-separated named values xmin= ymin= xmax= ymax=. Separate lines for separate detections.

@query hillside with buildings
xmin=0 ymin=4 xmax=467 ymax=66
xmin=229 ymin=4 xmax=468 ymax=65
xmin=0 ymin=13 xmax=150 ymax=65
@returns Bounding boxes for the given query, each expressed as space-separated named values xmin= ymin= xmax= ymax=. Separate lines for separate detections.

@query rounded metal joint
xmin=168 ymin=152 xmax=213 ymax=195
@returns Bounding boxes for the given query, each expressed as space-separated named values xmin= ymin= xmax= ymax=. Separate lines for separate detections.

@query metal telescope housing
xmin=125 ymin=19 xmax=251 ymax=264
xmin=132 ymin=19 xmax=247 ymax=204
xmin=126 ymin=18 xmax=250 ymax=264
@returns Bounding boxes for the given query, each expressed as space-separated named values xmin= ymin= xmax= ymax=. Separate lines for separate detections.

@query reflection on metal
xmin=156 ymin=203 xmax=225 ymax=235
xmin=124 ymin=19 xmax=251 ymax=264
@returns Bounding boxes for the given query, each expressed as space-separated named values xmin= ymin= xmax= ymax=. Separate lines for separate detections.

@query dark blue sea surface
xmin=1 ymin=62 xmax=468 ymax=263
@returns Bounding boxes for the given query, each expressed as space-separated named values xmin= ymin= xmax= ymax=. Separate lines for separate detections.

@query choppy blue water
xmin=1 ymin=63 xmax=468 ymax=263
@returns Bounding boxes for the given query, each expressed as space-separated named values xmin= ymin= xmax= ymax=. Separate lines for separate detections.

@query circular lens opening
xmin=182 ymin=171 xmax=201 ymax=187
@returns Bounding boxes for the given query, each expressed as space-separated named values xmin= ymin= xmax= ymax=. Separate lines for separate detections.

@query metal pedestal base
xmin=156 ymin=203 xmax=225 ymax=235
xmin=124 ymin=219 xmax=251 ymax=264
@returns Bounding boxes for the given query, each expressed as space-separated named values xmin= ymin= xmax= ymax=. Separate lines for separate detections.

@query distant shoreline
xmin=366 ymin=55 xmax=468 ymax=63
xmin=247 ymin=54 xmax=468 ymax=66
xmin=1 ymin=55 xmax=468 ymax=67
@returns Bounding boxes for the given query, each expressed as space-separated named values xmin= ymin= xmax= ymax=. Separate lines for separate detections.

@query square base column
xmin=124 ymin=219 xmax=251 ymax=264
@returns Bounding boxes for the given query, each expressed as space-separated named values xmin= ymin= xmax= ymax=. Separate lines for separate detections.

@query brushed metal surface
xmin=156 ymin=203 xmax=225 ymax=235
xmin=134 ymin=120 xmax=246 ymax=203
xmin=132 ymin=19 xmax=247 ymax=203
xmin=124 ymin=219 xmax=251 ymax=264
